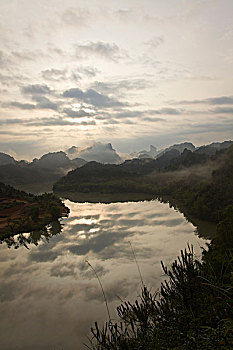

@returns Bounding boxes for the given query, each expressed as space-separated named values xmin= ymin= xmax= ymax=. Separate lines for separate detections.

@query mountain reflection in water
xmin=0 ymin=199 xmax=209 ymax=350
xmin=0 ymin=220 xmax=63 ymax=249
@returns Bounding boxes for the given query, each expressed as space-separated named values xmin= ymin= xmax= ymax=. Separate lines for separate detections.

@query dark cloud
xmin=22 ymin=84 xmax=52 ymax=95
xmin=91 ymin=79 xmax=152 ymax=95
xmin=0 ymin=116 xmax=96 ymax=127
xmin=0 ymin=118 xmax=23 ymax=125
xmin=178 ymin=119 xmax=233 ymax=136
xmin=31 ymin=95 xmax=59 ymax=111
xmin=28 ymin=117 xmax=96 ymax=127
xmin=0 ymin=281 xmax=19 ymax=302
xmin=50 ymin=261 xmax=77 ymax=278
xmin=175 ymin=95 xmax=233 ymax=105
xmin=211 ymin=107 xmax=233 ymax=114
xmin=50 ymin=259 xmax=108 ymax=280
xmin=63 ymin=108 xmax=93 ymax=118
xmin=150 ymin=107 xmax=183 ymax=115
xmin=111 ymin=108 xmax=180 ymax=120
xmin=209 ymin=96 xmax=233 ymax=105
xmin=63 ymin=87 xmax=126 ymax=108
xmin=74 ymin=41 xmax=127 ymax=62
xmin=95 ymin=109 xmax=166 ymax=123
xmin=143 ymin=116 xmax=166 ymax=122
xmin=4 ymin=97 xmax=60 ymax=111
xmin=63 ymin=87 xmax=83 ymax=99
xmin=82 ymin=278 xmax=134 ymax=303
xmin=9 ymin=102 xmax=36 ymax=110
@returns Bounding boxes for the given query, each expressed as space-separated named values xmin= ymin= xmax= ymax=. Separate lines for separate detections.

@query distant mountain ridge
xmin=0 ymin=151 xmax=87 ymax=192
xmin=32 ymin=151 xmax=86 ymax=170
xmin=53 ymin=140 xmax=233 ymax=194
xmin=1 ymin=140 xmax=232 ymax=193
xmin=0 ymin=152 xmax=16 ymax=166
xmin=66 ymin=142 xmax=122 ymax=164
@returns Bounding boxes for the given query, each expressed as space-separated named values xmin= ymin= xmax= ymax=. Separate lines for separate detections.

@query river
xmin=0 ymin=198 xmax=211 ymax=350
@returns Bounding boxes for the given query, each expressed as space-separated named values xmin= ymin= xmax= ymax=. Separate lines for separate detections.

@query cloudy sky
xmin=1 ymin=0 xmax=233 ymax=159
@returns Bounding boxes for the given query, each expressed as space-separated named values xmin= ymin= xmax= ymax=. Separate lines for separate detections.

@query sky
xmin=0 ymin=0 xmax=233 ymax=160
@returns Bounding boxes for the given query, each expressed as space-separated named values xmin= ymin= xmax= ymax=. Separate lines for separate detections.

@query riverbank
xmin=0 ymin=182 xmax=69 ymax=240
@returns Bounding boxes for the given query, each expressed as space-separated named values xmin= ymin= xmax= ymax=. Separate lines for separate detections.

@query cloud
xmin=110 ymin=108 xmax=181 ymax=120
xmin=143 ymin=116 xmax=166 ymax=122
xmin=66 ymin=142 xmax=121 ymax=163
xmin=113 ymin=108 xmax=181 ymax=118
xmin=210 ymin=107 xmax=233 ymax=114
xmin=74 ymin=41 xmax=127 ymax=62
xmin=75 ymin=65 xmax=99 ymax=78
xmin=175 ymin=95 xmax=233 ymax=105
xmin=63 ymin=87 xmax=126 ymax=108
xmin=61 ymin=7 xmax=89 ymax=27
xmin=143 ymin=36 xmax=164 ymax=49
xmin=0 ymin=50 xmax=10 ymax=68
xmin=41 ymin=68 xmax=68 ymax=81
xmin=22 ymin=84 xmax=52 ymax=95
xmin=41 ymin=66 xmax=98 ymax=82
xmin=31 ymin=95 xmax=59 ymax=111
xmin=0 ymin=116 xmax=96 ymax=127
xmin=9 ymin=102 xmax=36 ymax=110
xmin=0 ymin=72 xmax=29 ymax=86
xmin=63 ymin=108 xmax=93 ymax=118
xmin=113 ymin=110 xmax=144 ymax=119
xmin=50 ymin=258 xmax=108 ymax=280
xmin=4 ymin=97 xmax=60 ymax=111
xmin=11 ymin=50 xmax=42 ymax=62
xmin=91 ymin=78 xmax=152 ymax=95
xmin=150 ymin=107 xmax=183 ymax=115
xmin=0 ymin=118 xmax=24 ymax=125
xmin=29 ymin=117 xmax=96 ymax=127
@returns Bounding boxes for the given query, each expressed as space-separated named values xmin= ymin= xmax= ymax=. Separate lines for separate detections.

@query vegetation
xmin=158 ymin=145 xmax=233 ymax=223
xmin=0 ymin=182 xmax=68 ymax=243
xmin=1 ymin=142 xmax=232 ymax=347
xmin=87 ymin=207 xmax=233 ymax=349
xmin=80 ymin=145 xmax=233 ymax=349
xmin=54 ymin=145 xmax=233 ymax=224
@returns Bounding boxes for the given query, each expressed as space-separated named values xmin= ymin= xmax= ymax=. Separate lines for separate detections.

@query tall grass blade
xmin=86 ymin=260 xmax=111 ymax=321
xmin=128 ymin=241 xmax=144 ymax=286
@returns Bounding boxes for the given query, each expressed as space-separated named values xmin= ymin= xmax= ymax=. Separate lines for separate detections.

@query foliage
xmin=88 ymin=237 xmax=233 ymax=349
xmin=86 ymin=162 xmax=233 ymax=349
xmin=54 ymin=146 xmax=233 ymax=225
xmin=0 ymin=182 xmax=68 ymax=242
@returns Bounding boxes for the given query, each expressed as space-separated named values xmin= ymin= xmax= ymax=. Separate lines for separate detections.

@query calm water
xmin=0 ymin=199 xmax=209 ymax=350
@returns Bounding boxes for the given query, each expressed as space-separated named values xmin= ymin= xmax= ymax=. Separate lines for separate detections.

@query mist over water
xmin=0 ymin=199 xmax=208 ymax=350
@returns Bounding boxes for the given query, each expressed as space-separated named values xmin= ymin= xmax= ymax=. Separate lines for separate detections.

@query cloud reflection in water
xmin=0 ymin=199 xmax=207 ymax=350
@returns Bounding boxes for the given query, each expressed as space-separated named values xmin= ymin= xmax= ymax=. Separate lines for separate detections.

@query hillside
xmin=54 ymin=143 xmax=233 ymax=223
xmin=86 ymin=145 xmax=233 ymax=350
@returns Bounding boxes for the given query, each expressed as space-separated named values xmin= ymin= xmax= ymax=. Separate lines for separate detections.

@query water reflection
xmin=0 ymin=220 xmax=63 ymax=249
xmin=0 ymin=199 xmax=209 ymax=350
